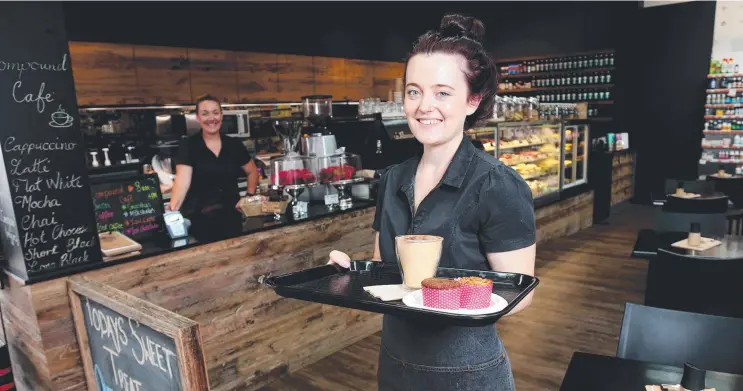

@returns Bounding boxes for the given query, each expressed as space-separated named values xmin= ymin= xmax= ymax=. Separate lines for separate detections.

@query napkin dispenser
xmin=163 ymin=211 xmax=190 ymax=239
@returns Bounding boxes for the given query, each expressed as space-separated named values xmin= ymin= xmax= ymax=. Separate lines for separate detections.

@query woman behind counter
xmin=169 ymin=95 xmax=259 ymax=238
xmin=330 ymin=14 xmax=536 ymax=391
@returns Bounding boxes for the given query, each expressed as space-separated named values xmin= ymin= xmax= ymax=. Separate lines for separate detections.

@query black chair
xmin=707 ymin=176 xmax=743 ymax=208
xmin=729 ymin=211 xmax=743 ymax=236
xmin=662 ymin=194 xmax=729 ymax=214
xmin=653 ymin=209 xmax=728 ymax=237
xmin=645 ymin=249 xmax=743 ymax=319
xmin=617 ymin=303 xmax=743 ymax=375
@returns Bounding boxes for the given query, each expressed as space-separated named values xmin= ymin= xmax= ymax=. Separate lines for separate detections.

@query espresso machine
xmin=297 ymin=95 xmax=344 ymax=204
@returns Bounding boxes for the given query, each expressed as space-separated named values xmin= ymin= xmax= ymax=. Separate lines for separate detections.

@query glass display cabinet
xmin=465 ymin=126 xmax=497 ymax=154
xmin=495 ymin=121 xmax=563 ymax=200
xmin=562 ymin=124 xmax=590 ymax=189
xmin=471 ymin=120 xmax=590 ymax=204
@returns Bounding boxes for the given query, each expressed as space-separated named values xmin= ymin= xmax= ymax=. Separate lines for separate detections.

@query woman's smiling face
xmin=403 ymin=52 xmax=481 ymax=147
xmin=196 ymin=99 xmax=223 ymax=135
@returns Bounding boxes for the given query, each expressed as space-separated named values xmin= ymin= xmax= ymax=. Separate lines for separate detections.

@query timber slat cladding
xmin=188 ymin=48 xmax=239 ymax=103
xmin=133 ymin=45 xmax=192 ymax=104
xmin=313 ymin=56 xmax=347 ymax=100
xmin=372 ymin=60 xmax=405 ymax=98
xmin=344 ymin=59 xmax=375 ymax=101
xmin=237 ymin=52 xmax=279 ymax=103
xmin=68 ymin=41 xmax=141 ymax=106
xmin=68 ymin=41 xmax=405 ymax=105
xmin=275 ymin=54 xmax=316 ymax=101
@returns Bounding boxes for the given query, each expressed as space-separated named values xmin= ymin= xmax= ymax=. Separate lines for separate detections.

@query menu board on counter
xmin=68 ymin=277 xmax=209 ymax=391
xmin=0 ymin=3 xmax=102 ymax=281
xmin=91 ymin=175 xmax=165 ymax=240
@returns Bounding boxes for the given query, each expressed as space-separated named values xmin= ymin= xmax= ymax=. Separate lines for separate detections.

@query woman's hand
xmin=327 ymin=250 xmax=351 ymax=268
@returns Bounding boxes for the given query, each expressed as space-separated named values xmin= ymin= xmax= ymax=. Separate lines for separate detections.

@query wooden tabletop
xmin=560 ymin=352 xmax=743 ymax=390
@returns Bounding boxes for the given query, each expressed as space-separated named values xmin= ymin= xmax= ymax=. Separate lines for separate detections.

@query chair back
xmin=662 ymin=195 xmax=729 ymax=214
xmin=617 ymin=303 xmax=743 ymax=375
xmin=653 ymin=209 xmax=727 ymax=237
xmin=645 ymin=249 xmax=743 ymax=318
xmin=729 ymin=211 xmax=743 ymax=236
xmin=707 ymin=176 xmax=743 ymax=208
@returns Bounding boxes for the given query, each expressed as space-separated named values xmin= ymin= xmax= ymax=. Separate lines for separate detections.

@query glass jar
xmin=270 ymin=155 xmax=317 ymax=187
xmin=527 ymin=97 xmax=540 ymax=122
xmin=316 ymin=153 xmax=363 ymax=184
xmin=493 ymin=96 xmax=505 ymax=122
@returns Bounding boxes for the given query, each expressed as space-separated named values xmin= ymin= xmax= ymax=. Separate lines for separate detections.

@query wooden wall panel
xmin=275 ymin=54 xmax=315 ymax=102
xmin=188 ymin=48 xmax=238 ymax=103
xmin=344 ymin=59 xmax=375 ymax=101
xmin=69 ymin=41 xmax=405 ymax=105
xmin=313 ymin=57 xmax=347 ymax=100
xmin=133 ymin=45 xmax=191 ymax=104
xmin=372 ymin=61 xmax=405 ymax=99
xmin=535 ymin=191 xmax=594 ymax=244
xmin=236 ymin=52 xmax=279 ymax=103
xmin=68 ymin=42 xmax=141 ymax=106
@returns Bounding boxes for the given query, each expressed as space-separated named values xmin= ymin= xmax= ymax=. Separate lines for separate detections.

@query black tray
xmin=262 ymin=260 xmax=539 ymax=327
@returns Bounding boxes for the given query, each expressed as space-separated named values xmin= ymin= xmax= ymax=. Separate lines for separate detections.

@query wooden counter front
xmin=0 ymin=191 xmax=593 ymax=391
xmin=1 ymin=207 xmax=379 ymax=391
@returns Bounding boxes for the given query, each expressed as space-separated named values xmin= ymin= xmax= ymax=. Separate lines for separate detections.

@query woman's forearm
xmin=169 ymin=166 xmax=192 ymax=211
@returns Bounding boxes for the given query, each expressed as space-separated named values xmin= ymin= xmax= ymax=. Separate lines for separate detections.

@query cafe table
xmin=559 ymin=352 xmax=743 ymax=390
xmin=631 ymin=229 xmax=743 ymax=260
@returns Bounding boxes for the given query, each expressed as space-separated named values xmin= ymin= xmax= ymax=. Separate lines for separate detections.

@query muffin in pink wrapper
xmin=421 ymin=278 xmax=462 ymax=310
xmin=457 ymin=277 xmax=493 ymax=309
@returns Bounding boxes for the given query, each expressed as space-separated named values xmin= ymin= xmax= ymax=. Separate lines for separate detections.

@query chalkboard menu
xmin=0 ymin=3 xmax=102 ymax=280
xmin=91 ymin=175 xmax=165 ymax=240
xmin=83 ymin=296 xmax=183 ymax=390
xmin=68 ymin=277 xmax=209 ymax=391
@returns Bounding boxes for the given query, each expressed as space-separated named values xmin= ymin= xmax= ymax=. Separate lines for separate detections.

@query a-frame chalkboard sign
xmin=68 ymin=277 xmax=210 ymax=391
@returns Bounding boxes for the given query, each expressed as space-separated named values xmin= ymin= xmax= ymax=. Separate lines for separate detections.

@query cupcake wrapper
xmin=460 ymin=283 xmax=493 ymax=309
xmin=422 ymin=287 xmax=461 ymax=310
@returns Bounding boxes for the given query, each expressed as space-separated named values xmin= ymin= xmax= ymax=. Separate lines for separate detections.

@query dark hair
xmin=405 ymin=14 xmax=497 ymax=129
xmin=195 ymin=94 xmax=222 ymax=113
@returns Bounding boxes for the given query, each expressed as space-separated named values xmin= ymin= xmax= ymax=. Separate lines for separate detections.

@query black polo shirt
xmin=175 ymin=131 xmax=252 ymax=217
xmin=372 ymin=134 xmax=536 ymax=271
xmin=373 ymin=134 xmax=537 ymax=367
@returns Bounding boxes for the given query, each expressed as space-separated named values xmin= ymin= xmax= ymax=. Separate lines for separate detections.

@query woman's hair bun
xmin=439 ymin=14 xmax=485 ymax=44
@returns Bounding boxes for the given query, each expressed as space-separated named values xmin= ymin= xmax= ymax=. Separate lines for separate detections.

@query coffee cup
xmin=688 ymin=222 xmax=701 ymax=247
xmin=394 ymin=235 xmax=443 ymax=289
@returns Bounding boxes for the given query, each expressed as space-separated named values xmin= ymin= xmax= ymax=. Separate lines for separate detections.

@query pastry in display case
xmin=496 ymin=122 xmax=562 ymax=199
xmin=465 ymin=127 xmax=497 ymax=153
xmin=562 ymin=124 xmax=589 ymax=188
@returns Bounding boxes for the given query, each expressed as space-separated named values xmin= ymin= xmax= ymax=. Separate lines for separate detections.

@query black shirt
xmin=372 ymin=134 xmax=536 ymax=367
xmin=175 ymin=131 xmax=252 ymax=217
xmin=372 ymin=134 xmax=536 ymax=270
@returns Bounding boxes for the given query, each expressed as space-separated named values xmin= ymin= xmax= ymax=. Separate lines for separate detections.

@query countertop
xmin=13 ymin=200 xmax=376 ymax=285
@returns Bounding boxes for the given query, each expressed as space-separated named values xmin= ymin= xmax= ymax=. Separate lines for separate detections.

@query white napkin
xmin=363 ymin=284 xmax=416 ymax=301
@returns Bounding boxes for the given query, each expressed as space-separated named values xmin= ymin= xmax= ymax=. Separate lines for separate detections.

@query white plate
xmin=402 ymin=290 xmax=508 ymax=315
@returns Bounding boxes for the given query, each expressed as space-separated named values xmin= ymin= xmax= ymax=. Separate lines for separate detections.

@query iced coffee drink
xmin=395 ymin=235 xmax=444 ymax=289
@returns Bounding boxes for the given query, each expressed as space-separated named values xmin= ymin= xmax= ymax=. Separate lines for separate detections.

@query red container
xmin=458 ymin=277 xmax=493 ymax=310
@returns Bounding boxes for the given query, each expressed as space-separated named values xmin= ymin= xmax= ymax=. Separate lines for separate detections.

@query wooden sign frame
xmin=67 ymin=276 xmax=209 ymax=391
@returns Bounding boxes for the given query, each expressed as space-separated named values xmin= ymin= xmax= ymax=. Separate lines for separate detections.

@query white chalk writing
xmin=12 ymin=80 xmax=55 ymax=113
xmin=0 ymin=54 xmax=69 ymax=79
xmin=3 ymin=136 xmax=77 ymax=156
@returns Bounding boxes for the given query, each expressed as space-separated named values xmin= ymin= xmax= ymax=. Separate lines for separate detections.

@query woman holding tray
xmin=329 ymin=14 xmax=536 ymax=391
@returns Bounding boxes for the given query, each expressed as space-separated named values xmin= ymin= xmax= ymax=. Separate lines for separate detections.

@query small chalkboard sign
xmin=90 ymin=175 xmax=165 ymax=240
xmin=68 ymin=276 xmax=209 ymax=391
